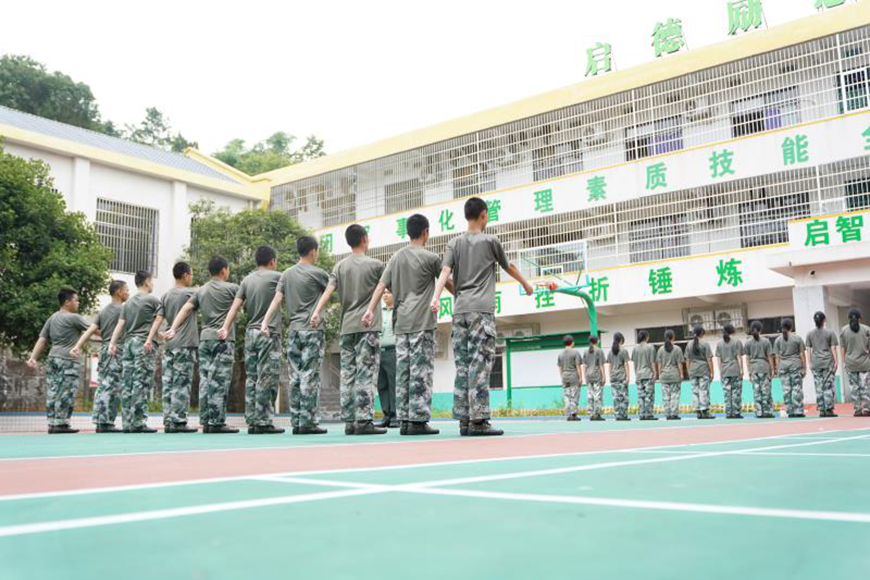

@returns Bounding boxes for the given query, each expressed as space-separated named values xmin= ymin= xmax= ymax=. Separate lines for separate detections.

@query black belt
xmin=381 ymin=345 xmax=396 ymax=351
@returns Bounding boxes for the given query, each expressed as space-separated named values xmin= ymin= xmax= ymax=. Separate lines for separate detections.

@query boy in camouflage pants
xmin=167 ymin=257 xmax=239 ymax=434
xmin=222 ymin=246 xmax=284 ymax=434
xmin=262 ymin=236 xmax=330 ymax=435
xmin=108 ymin=271 xmax=160 ymax=433
xmin=28 ymin=287 xmax=91 ymax=434
xmin=147 ymin=262 xmax=198 ymax=433
xmin=363 ymin=214 xmax=453 ymax=436
xmin=312 ymin=225 xmax=386 ymax=436
xmin=431 ymin=197 xmax=534 ymax=437
xmin=71 ymin=280 xmax=129 ymax=432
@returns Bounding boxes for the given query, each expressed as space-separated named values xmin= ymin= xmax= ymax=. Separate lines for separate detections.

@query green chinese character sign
xmin=716 ymin=258 xmax=743 ymax=288
xmin=728 ymin=0 xmax=763 ymax=35
xmin=535 ymin=293 xmax=556 ymax=309
xmin=585 ymin=42 xmax=612 ymax=77
xmin=320 ymin=234 xmax=333 ymax=254
xmin=782 ymin=135 xmax=809 ymax=165
xmin=486 ymin=199 xmax=502 ymax=223
xmin=815 ymin=0 xmax=846 ymax=9
xmin=652 ymin=18 xmax=685 ymax=58
xmin=438 ymin=296 xmax=453 ymax=319
xmin=804 ymin=219 xmax=830 ymax=247
xmin=590 ymin=277 xmax=609 ymax=302
xmin=836 ymin=215 xmax=863 ymax=243
xmin=534 ymin=189 xmax=554 ymax=213
xmin=439 ymin=209 xmax=455 ymax=232
xmin=646 ymin=163 xmax=668 ymax=190
xmin=396 ymin=217 xmax=408 ymax=239
xmin=587 ymin=176 xmax=607 ymax=202
xmin=649 ymin=267 xmax=674 ymax=295
xmin=709 ymin=149 xmax=736 ymax=179
xmin=863 ymin=126 xmax=870 ymax=151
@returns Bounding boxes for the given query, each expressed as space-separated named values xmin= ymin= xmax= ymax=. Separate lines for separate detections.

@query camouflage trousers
xmin=690 ymin=376 xmax=711 ymax=412
xmin=721 ymin=376 xmax=743 ymax=417
xmin=287 ymin=330 xmax=325 ymax=428
xmin=46 ymin=357 xmax=80 ymax=427
xmin=846 ymin=371 xmax=870 ymax=414
xmin=563 ymin=382 xmax=580 ymax=417
xmin=587 ymin=381 xmax=604 ymax=417
xmin=198 ymin=340 xmax=234 ymax=427
xmin=121 ymin=337 xmax=156 ymax=430
xmin=162 ymin=347 xmax=196 ymax=425
xmin=780 ymin=369 xmax=805 ymax=416
xmin=662 ymin=383 xmax=681 ymax=417
xmin=396 ymin=330 xmax=435 ymax=422
xmin=637 ymin=379 xmax=655 ymax=417
xmin=244 ymin=330 xmax=280 ymax=427
xmin=452 ymin=312 xmax=496 ymax=421
xmin=339 ymin=332 xmax=380 ymax=422
xmin=750 ymin=373 xmax=774 ymax=417
xmin=610 ymin=381 xmax=629 ymax=419
xmin=812 ymin=367 xmax=837 ymax=413
xmin=92 ymin=346 xmax=122 ymax=425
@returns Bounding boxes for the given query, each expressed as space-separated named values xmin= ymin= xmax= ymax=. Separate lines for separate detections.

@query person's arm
xmin=164 ymin=302 xmax=195 ymax=340
xmin=26 ymin=337 xmax=48 ymax=367
xmin=310 ymin=282 xmax=336 ymax=328
xmin=260 ymin=291 xmax=284 ymax=335
xmin=108 ymin=318 xmax=126 ymax=356
xmin=218 ymin=298 xmax=244 ymax=340
xmin=578 ymin=363 xmax=586 ymax=385
xmin=604 ymin=361 xmax=612 ymax=384
xmin=70 ymin=323 xmax=100 ymax=359
xmin=430 ymin=266 xmax=452 ymax=313
xmin=144 ymin=314 xmax=164 ymax=354
xmin=504 ymin=263 xmax=534 ymax=296
xmin=626 ymin=354 xmax=633 ymax=385
xmin=362 ymin=282 xmax=387 ymax=328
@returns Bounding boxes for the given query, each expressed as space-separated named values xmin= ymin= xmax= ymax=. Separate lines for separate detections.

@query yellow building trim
xmin=257 ymin=3 xmax=869 ymax=186
xmin=0 ymin=124 xmax=262 ymax=201
xmin=789 ymin=207 xmax=870 ymax=225
xmin=184 ymin=148 xmax=272 ymax=205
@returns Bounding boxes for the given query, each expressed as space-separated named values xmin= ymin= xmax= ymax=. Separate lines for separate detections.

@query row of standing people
xmin=558 ymin=311 xmax=870 ymax=420
xmin=28 ymin=196 xmax=535 ymax=436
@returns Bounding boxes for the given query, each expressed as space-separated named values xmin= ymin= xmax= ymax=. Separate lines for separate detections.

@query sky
xmin=0 ymin=0 xmax=844 ymax=157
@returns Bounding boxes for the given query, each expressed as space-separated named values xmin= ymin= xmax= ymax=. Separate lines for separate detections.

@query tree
xmin=0 ymin=143 xmax=111 ymax=357
xmin=0 ymin=55 xmax=119 ymax=135
xmin=124 ymin=107 xmax=198 ymax=152
xmin=213 ymin=132 xmax=325 ymax=175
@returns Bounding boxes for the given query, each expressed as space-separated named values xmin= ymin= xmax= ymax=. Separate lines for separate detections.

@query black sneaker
xmin=354 ymin=421 xmax=387 ymax=435
xmin=666 ymin=415 xmax=681 ymax=420
xmin=96 ymin=424 xmax=122 ymax=433
xmin=376 ymin=417 xmax=391 ymax=429
xmin=467 ymin=419 xmax=503 ymax=436
xmin=459 ymin=419 xmax=470 ymax=436
xmin=386 ymin=417 xmax=400 ymax=429
xmin=134 ymin=426 xmax=157 ymax=433
xmin=297 ymin=425 xmax=328 ymax=435
xmin=404 ymin=422 xmax=440 ymax=436
xmin=616 ymin=417 xmax=631 ymax=421
xmin=209 ymin=425 xmax=239 ymax=434
xmin=567 ymin=414 xmax=580 ymax=422
xmin=247 ymin=426 xmax=262 ymax=434
xmin=590 ymin=415 xmax=605 ymax=421
xmin=257 ymin=424 xmax=286 ymax=434
xmin=173 ymin=423 xmax=197 ymax=433
xmin=48 ymin=424 xmax=79 ymax=434
xmin=400 ymin=421 xmax=409 ymax=435
xmin=345 ymin=422 xmax=355 ymax=435
xmin=827 ymin=411 xmax=839 ymax=418
xmin=639 ymin=416 xmax=658 ymax=421
xmin=201 ymin=425 xmax=212 ymax=434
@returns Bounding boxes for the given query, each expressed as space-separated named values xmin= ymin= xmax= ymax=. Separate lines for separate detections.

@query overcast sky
xmin=1 ymin=0 xmax=841 ymax=156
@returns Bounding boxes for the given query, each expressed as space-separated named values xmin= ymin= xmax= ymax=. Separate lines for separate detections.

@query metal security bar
xmin=331 ymin=155 xmax=870 ymax=280
xmin=271 ymin=25 xmax=870 ymax=232
xmin=95 ymin=198 xmax=159 ymax=275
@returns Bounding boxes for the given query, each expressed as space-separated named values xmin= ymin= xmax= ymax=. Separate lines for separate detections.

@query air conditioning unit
xmin=498 ymin=325 xmax=540 ymax=343
xmin=715 ymin=307 xmax=746 ymax=331
xmin=686 ymin=310 xmax=716 ymax=332
xmin=542 ymin=265 xmax=564 ymax=277
xmin=685 ymin=97 xmax=715 ymax=122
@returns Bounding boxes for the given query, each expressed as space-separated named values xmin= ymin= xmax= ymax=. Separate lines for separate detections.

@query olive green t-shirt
xmin=159 ymin=287 xmax=198 ymax=349
xmin=744 ymin=336 xmax=772 ymax=375
xmin=188 ymin=279 xmax=240 ymax=342
xmin=806 ymin=328 xmax=838 ymax=371
xmin=557 ymin=348 xmax=581 ymax=383
xmin=773 ymin=334 xmax=805 ymax=373
xmin=839 ymin=324 xmax=870 ymax=373
xmin=330 ymin=255 xmax=385 ymax=336
xmin=96 ymin=302 xmax=124 ymax=346
xmin=607 ymin=348 xmax=630 ymax=383
xmin=631 ymin=343 xmax=657 ymax=380
xmin=444 ymin=232 xmax=510 ymax=315
xmin=716 ymin=339 xmax=744 ymax=378
xmin=39 ymin=310 xmax=90 ymax=360
xmin=685 ymin=340 xmax=713 ymax=379
xmin=237 ymin=269 xmax=282 ymax=333
xmin=278 ymin=262 xmax=330 ymax=331
xmin=583 ymin=347 xmax=606 ymax=383
xmin=121 ymin=293 xmax=161 ymax=339
xmin=380 ymin=244 xmax=443 ymax=334
xmin=656 ymin=345 xmax=684 ymax=384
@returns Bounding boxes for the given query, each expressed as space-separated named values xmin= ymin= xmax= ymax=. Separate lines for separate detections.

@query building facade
xmin=263 ymin=4 xmax=870 ymax=410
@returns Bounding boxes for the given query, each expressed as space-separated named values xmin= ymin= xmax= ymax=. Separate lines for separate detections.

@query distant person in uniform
xmin=656 ymin=329 xmax=684 ymax=420
xmin=582 ymin=335 xmax=606 ymax=421
xmin=716 ymin=323 xmax=744 ymax=419
xmin=558 ymin=335 xmax=582 ymax=421
xmin=744 ymin=321 xmax=775 ymax=419
xmin=606 ymin=332 xmax=631 ymax=421
xmin=773 ymin=318 xmax=806 ymax=418
xmin=805 ymin=311 xmax=839 ymax=418
xmin=632 ymin=330 xmax=657 ymax=420
xmin=376 ymin=290 xmax=398 ymax=428
xmin=685 ymin=326 xmax=714 ymax=420
xmin=839 ymin=309 xmax=870 ymax=417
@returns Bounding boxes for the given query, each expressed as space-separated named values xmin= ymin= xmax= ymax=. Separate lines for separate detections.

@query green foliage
xmin=0 ymin=143 xmax=111 ymax=356
xmin=183 ymin=200 xmax=339 ymax=349
xmin=123 ymin=107 xmax=198 ymax=152
xmin=213 ymin=132 xmax=325 ymax=175
xmin=0 ymin=55 xmax=119 ymax=135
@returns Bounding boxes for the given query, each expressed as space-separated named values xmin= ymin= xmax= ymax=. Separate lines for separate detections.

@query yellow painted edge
xmin=311 ymin=109 xmax=870 ymax=234
xmin=789 ymin=206 xmax=870 ymax=225
xmin=0 ymin=124 xmax=262 ymax=200
xmin=257 ymin=3 xmax=870 ymax=185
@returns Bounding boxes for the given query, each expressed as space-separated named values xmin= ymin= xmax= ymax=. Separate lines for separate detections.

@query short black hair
xmin=255 ymin=245 xmax=276 ymax=267
xmin=297 ymin=236 xmax=319 ymax=257
xmin=108 ymin=280 xmax=127 ymax=297
xmin=589 ymin=335 xmax=599 ymax=345
xmin=208 ymin=256 xmax=229 ymax=276
xmin=172 ymin=261 xmax=192 ymax=280
xmin=134 ymin=270 xmax=152 ymax=287
xmin=345 ymin=224 xmax=368 ymax=249
xmin=406 ymin=214 xmax=429 ymax=240
xmin=464 ymin=197 xmax=488 ymax=221
xmin=57 ymin=287 xmax=77 ymax=306
xmin=563 ymin=335 xmax=574 ymax=347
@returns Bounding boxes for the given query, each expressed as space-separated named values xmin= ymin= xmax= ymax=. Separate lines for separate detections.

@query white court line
xmin=0 ymin=417 xmax=832 ymax=463
xmin=743 ymin=452 xmax=870 ymax=458
xmin=2 ymin=433 xmax=868 ymax=537
xmin=3 ymin=426 xmax=862 ymax=503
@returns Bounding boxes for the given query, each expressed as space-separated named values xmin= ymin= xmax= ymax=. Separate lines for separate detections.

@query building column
xmin=791 ymin=285 xmax=845 ymax=405
xmin=70 ymin=157 xmax=94 ymax=219
xmin=170 ymin=181 xmax=189 ymax=264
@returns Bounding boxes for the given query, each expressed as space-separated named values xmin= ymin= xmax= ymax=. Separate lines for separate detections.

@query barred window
xmin=628 ymin=214 xmax=689 ymax=263
xmin=739 ymin=188 xmax=810 ymax=248
xmin=731 ymin=87 xmax=800 ymax=138
xmin=845 ymin=178 xmax=870 ymax=211
xmin=625 ymin=115 xmax=684 ymax=161
xmin=95 ymin=199 xmax=159 ymax=275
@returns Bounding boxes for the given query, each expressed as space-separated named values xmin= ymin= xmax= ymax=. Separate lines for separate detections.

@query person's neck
xmin=111 ymin=297 xmax=123 ymax=305
xmin=410 ymin=238 xmax=426 ymax=247
xmin=351 ymin=247 xmax=367 ymax=256
xmin=467 ymin=222 xmax=484 ymax=233
xmin=258 ymin=265 xmax=273 ymax=272
xmin=174 ymin=282 xmax=187 ymax=289
xmin=138 ymin=288 xmax=151 ymax=295
xmin=61 ymin=306 xmax=75 ymax=313
xmin=211 ymin=276 xmax=224 ymax=282
xmin=300 ymin=255 xmax=316 ymax=266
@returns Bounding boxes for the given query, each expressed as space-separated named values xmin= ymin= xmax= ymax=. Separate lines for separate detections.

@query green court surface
xmin=1 ymin=420 xmax=869 ymax=579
